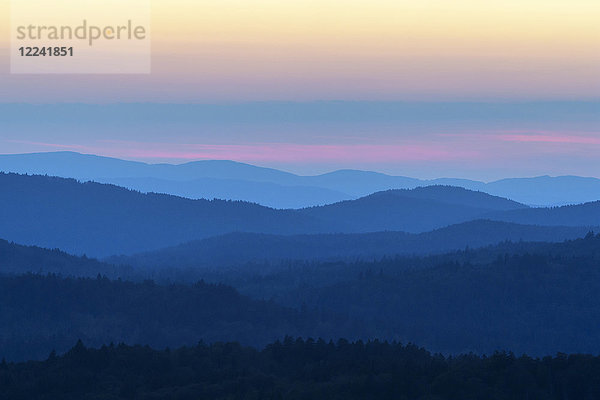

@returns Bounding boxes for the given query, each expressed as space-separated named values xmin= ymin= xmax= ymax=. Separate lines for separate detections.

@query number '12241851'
xmin=19 ymin=47 xmax=73 ymax=57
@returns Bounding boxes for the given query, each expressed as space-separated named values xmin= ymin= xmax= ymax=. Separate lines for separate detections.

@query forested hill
xmin=0 ymin=274 xmax=368 ymax=362
xmin=185 ymin=233 xmax=600 ymax=356
xmin=298 ymin=186 xmax=528 ymax=233
xmin=3 ymin=234 xmax=600 ymax=361
xmin=373 ymin=185 xmax=527 ymax=210
xmin=300 ymin=186 xmax=600 ymax=233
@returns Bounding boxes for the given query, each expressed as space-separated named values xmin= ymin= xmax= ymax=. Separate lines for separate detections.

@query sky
xmin=0 ymin=0 xmax=599 ymax=179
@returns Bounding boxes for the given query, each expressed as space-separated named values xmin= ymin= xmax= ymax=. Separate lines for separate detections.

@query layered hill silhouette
xmin=0 ymin=173 xmax=327 ymax=257
xmin=4 ymin=234 xmax=600 ymax=361
xmin=108 ymin=176 xmax=349 ymax=209
xmin=110 ymin=220 xmax=594 ymax=269
xmin=2 ymin=152 xmax=600 ymax=207
xmin=2 ymin=172 xmax=600 ymax=257
xmin=0 ymin=152 xmax=352 ymax=208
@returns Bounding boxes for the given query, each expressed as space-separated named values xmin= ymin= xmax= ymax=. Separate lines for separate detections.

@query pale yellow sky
xmin=1 ymin=0 xmax=599 ymax=101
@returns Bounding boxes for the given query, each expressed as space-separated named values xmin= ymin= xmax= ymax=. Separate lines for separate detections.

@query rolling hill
xmin=0 ymin=152 xmax=352 ymax=209
xmin=298 ymin=186 xmax=528 ymax=233
xmin=0 ymin=173 xmax=328 ymax=257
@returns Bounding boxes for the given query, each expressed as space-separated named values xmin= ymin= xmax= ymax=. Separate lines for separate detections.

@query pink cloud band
xmin=6 ymin=139 xmax=476 ymax=163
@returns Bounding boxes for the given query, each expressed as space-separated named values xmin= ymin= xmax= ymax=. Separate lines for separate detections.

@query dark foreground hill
xmin=2 ymin=339 xmax=600 ymax=400
xmin=0 ymin=274 xmax=366 ymax=362
xmin=110 ymin=220 xmax=595 ymax=269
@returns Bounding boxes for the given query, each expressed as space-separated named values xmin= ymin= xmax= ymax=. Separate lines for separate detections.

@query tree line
xmin=2 ymin=338 xmax=599 ymax=399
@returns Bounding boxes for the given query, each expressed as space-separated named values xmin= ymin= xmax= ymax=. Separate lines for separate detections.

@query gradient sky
xmin=0 ymin=0 xmax=599 ymax=178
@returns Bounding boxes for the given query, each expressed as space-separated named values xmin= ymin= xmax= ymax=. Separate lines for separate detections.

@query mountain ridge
xmin=2 ymin=152 xmax=600 ymax=207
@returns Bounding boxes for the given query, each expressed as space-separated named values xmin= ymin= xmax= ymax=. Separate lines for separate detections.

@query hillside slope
xmin=0 ymin=239 xmax=130 ymax=278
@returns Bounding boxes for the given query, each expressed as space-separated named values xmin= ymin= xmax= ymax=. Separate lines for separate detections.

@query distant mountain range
xmin=1 ymin=152 xmax=600 ymax=207
xmin=2 ymin=172 xmax=600 ymax=257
